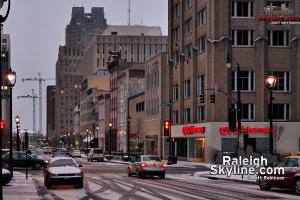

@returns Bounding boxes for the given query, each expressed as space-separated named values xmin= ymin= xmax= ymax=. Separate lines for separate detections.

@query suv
xmin=87 ymin=148 xmax=104 ymax=162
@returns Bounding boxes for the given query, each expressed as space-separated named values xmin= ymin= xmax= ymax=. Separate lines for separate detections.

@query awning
xmin=83 ymin=136 xmax=94 ymax=142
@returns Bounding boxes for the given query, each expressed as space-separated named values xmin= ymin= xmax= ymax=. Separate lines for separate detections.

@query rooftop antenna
xmin=128 ymin=0 xmax=131 ymax=25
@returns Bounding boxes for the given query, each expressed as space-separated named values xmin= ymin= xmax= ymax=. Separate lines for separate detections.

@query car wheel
xmin=160 ymin=173 xmax=165 ymax=179
xmin=136 ymin=169 xmax=143 ymax=179
xmin=45 ymin=180 xmax=51 ymax=189
xmin=101 ymin=158 xmax=104 ymax=162
xmin=128 ymin=168 xmax=132 ymax=177
xmin=34 ymin=163 xmax=41 ymax=170
xmin=259 ymin=179 xmax=271 ymax=191
xmin=77 ymin=182 xmax=83 ymax=189
xmin=295 ymin=179 xmax=300 ymax=195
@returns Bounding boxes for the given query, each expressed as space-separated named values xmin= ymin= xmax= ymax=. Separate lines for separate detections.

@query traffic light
xmin=200 ymin=94 xmax=205 ymax=104
xmin=163 ymin=120 xmax=170 ymax=136
xmin=0 ymin=120 xmax=4 ymax=129
xmin=228 ymin=108 xmax=236 ymax=132
xmin=210 ymin=94 xmax=215 ymax=103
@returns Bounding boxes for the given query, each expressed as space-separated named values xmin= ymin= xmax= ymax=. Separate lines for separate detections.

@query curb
xmin=197 ymin=175 xmax=257 ymax=185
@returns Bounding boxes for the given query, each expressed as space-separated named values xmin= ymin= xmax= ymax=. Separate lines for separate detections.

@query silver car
xmin=128 ymin=155 xmax=167 ymax=179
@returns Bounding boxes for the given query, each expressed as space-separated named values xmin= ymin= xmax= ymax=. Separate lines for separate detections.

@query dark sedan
xmin=2 ymin=151 xmax=48 ymax=169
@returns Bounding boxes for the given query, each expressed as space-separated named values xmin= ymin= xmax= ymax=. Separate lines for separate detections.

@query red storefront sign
xmin=182 ymin=126 xmax=205 ymax=135
xmin=219 ymin=126 xmax=275 ymax=135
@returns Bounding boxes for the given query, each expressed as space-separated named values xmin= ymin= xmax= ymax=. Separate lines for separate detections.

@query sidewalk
xmin=193 ymin=171 xmax=257 ymax=185
xmin=3 ymin=172 xmax=40 ymax=200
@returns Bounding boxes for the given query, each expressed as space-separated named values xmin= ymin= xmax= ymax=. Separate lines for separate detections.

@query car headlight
xmin=75 ymin=172 xmax=83 ymax=176
xmin=49 ymin=172 xmax=57 ymax=177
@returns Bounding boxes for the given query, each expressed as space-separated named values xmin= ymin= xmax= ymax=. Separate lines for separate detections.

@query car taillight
xmin=162 ymin=163 xmax=167 ymax=168
xmin=43 ymin=168 xmax=48 ymax=173
xmin=140 ymin=162 xmax=147 ymax=168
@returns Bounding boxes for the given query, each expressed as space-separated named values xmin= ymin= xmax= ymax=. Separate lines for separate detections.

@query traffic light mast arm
xmin=202 ymin=88 xmax=238 ymax=104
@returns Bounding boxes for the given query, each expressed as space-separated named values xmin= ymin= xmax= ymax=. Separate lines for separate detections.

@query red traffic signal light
xmin=0 ymin=120 xmax=4 ymax=129
xmin=164 ymin=120 xmax=170 ymax=130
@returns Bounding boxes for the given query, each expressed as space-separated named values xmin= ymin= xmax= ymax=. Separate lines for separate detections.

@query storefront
xmin=170 ymin=122 xmax=300 ymax=163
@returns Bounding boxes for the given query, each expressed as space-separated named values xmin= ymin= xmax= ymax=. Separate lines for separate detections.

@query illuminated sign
xmin=220 ymin=126 xmax=275 ymax=135
xmin=182 ymin=126 xmax=205 ymax=135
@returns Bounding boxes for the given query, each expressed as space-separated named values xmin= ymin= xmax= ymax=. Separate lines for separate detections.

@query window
xmin=232 ymin=1 xmax=254 ymax=17
xmin=232 ymin=30 xmax=254 ymax=46
xmin=136 ymin=102 xmax=145 ymax=112
xmin=184 ymin=43 xmax=192 ymax=60
xmin=268 ymin=30 xmax=289 ymax=47
xmin=185 ymin=0 xmax=192 ymax=11
xmin=173 ymin=51 xmax=179 ymax=64
xmin=273 ymin=71 xmax=290 ymax=91
xmin=184 ymin=80 xmax=191 ymax=99
xmin=265 ymin=1 xmax=290 ymax=9
xmin=184 ymin=108 xmax=191 ymax=123
xmin=197 ymin=106 xmax=205 ymax=121
xmin=184 ymin=18 xmax=192 ymax=35
xmin=234 ymin=103 xmax=255 ymax=120
xmin=173 ymin=3 xmax=180 ymax=19
xmin=172 ymin=111 xmax=179 ymax=124
xmin=232 ymin=71 xmax=255 ymax=91
xmin=196 ymin=75 xmax=205 ymax=96
xmin=269 ymin=104 xmax=290 ymax=120
xmin=172 ymin=84 xmax=179 ymax=101
xmin=197 ymin=7 xmax=207 ymax=26
xmin=173 ymin=27 xmax=180 ymax=42
xmin=197 ymin=35 xmax=207 ymax=53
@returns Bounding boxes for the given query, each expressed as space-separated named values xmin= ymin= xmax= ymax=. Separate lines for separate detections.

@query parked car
xmin=258 ymin=156 xmax=300 ymax=195
xmin=70 ymin=150 xmax=81 ymax=158
xmin=2 ymin=149 xmax=10 ymax=155
xmin=87 ymin=148 xmax=104 ymax=162
xmin=2 ymin=168 xmax=12 ymax=185
xmin=128 ymin=155 xmax=167 ymax=179
xmin=2 ymin=151 xmax=48 ymax=169
xmin=44 ymin=157 xmax=83 ymax=189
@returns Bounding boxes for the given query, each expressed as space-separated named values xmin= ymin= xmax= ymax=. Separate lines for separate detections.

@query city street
xmin=12 ymin=159 xmax=298 ymax=200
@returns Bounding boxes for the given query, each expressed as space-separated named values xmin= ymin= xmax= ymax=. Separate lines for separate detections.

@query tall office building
xmin=168 ymin=0 xmax=300 ymax=162
xmin=55 ymin=7 xmax=107 ymax=138
xmin=46 ymin=85 xmax=56 ymax=140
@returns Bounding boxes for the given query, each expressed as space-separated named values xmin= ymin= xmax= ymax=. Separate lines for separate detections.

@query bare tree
xmin=273 ymin=123 xmax=286 ymax=153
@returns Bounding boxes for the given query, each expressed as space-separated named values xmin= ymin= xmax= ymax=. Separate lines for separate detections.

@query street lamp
xmin=127 ymin=116 xmax=131 ymax=160
xmin=266 ymin=74 xmax=277 ymax=155
xmin=5 ymin=68 xmax=16 ymax=177
xmin=85 ymin=129 xmax=89 ymax=155
xmin=108 ymin=122 xmax=112 ymax=156
xmin=96 ymin=126 xmax=99 ymax=148
xmin=226 ymin=55 xmax=244 ymax=152
xmin=15 ymin=115 xmax=20 ymax=151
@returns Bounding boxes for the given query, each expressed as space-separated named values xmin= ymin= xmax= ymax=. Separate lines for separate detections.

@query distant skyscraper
xmin=55 ymin=7 xmax=107 ymax=137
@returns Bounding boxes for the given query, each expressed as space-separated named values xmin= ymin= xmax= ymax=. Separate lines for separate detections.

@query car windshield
xmin=50 ymin=159 xmax=77 ymax=167
xmin=143 ymin=156 xmax=161 ymax=162
xmin=94 ymin=150 xmax=103 ymax=154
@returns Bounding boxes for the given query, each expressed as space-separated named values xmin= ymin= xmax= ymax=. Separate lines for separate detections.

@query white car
xmin=87 ymin=148 xmax=104 ymax=162
xmin=44 ymin=157 xmax=83 ymax=189
xmin=43 ymin=147 xmax=52 ymax=155
xmin=71 ymin=150 xmax=81 ymax=158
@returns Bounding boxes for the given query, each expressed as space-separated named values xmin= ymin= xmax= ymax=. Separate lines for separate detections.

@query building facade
xmin=144 ymin=52 xmax=170 ymax=159
xmin=46 ymin=85 xmax=56 ymax=139
xmin=168 ymin=0 xmax=300 ymax=162
xmin=55 ymin=7 xmax=107 ymax=139
xmin=96 ymin=91 xmax=110 ymax=150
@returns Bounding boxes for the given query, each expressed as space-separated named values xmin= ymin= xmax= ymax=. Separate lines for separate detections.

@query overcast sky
xmin=4 ymin=0 xmax=168 ymax=135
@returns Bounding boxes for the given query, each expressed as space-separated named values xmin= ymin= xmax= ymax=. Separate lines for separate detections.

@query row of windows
xmin=146 ymin=98 xmax=159 ymax=116
xmin=172 ymin=103 xmax=290 ymax=125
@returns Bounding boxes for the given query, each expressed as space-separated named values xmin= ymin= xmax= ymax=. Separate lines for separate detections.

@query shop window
xmin=268 ymin=71 xmax=290 ymax=92
xmin=269 ymin=103 xmax=290 ymax=120
xmin=232 ymin=30 xmax=254 ymax=47
xmin=232 ymin=71 xmax=255 ymax=92
xmin=176 ymin=138 xmax=187 ymax=157
xmin=256 ymin=138 xmax=270 ymax=153
xmin=197 ymin=7 xmax=207 ymax=26
xmin=268 ymin=30 xmax=289 ymax=47
xmin=232 ymin=1 xmax=254 ymax=17
xmin=221 ymin=138 xmax=238 ymax=153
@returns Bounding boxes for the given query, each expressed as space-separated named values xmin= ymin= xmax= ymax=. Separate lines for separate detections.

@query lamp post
xmin=85 ymin=129 xmax=89 ymax=155
xmin=5 ymin=68 xmax=16 ymax=177
xmin=96 ymin=126 xmax=99 ymax=148
xmin=15 ymin=115 xmax=20 ymax=151
xmin=127 ymin=116 xmax=131 ymax=159
xmin=89 ymin=130 xmax=93 ymax=151
xmin=0 ymin=1 xmax=11 ymax=197
xmin=108 ymin=122 xmax=112 ymax=156
xmin=266 ymin=74 xmax=277 ymax=155
xmin=226 ymin=55 xmax=244 ymax=152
